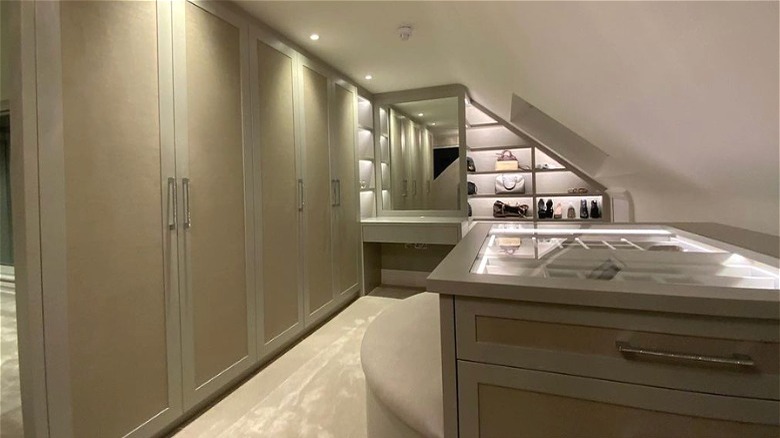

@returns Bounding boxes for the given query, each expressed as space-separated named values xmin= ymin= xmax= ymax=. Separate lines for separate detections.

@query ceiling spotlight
xmin=309 ymin=33 xmax=320 ymax=41
xmin=430 ymin=122 xmax=437 ymax=126
xmin=417 ymin=113 xmax=424 ymax=117
xmin=365 ymin=74 xmax=373 ymax=80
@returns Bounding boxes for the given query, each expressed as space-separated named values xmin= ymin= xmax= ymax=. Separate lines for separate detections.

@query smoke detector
xmin=398 ymin=25 xmax=413 ymax=41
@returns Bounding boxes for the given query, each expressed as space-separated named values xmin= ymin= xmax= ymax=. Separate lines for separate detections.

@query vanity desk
xmin=362 ymin=216 xmax=471 ymax=246
xmin=428 ymin=222 xmax=780 ymax=437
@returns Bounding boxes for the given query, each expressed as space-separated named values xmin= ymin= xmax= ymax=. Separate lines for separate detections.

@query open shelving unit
xmin=358 ymin=95 xmax=376 ymax=218
xmin=465 ymin=102 xmax=610 ymax=222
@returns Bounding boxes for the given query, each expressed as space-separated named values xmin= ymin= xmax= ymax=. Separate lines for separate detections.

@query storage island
xmin=428 ymin=222 xmax=780 ymax=437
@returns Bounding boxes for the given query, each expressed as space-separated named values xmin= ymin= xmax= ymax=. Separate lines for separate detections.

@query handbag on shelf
xmin=495 ymin=174 xmax=525 ymax=194
xmin=495 ymin=150 xmax=520 ymax=171
xmin=467 ymin=156 xmax=476 ymax=172
xmin=467 ymin=181 xmax=478 ymax=195
xmin=493 ymin=200 xmax=529 ymax=218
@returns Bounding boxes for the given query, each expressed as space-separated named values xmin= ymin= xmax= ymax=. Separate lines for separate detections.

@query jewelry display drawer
xmin=454 ymin=297 xmax=780 ymax=400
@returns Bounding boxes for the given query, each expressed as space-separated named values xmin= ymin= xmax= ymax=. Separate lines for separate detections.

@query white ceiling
xmin=237 ymin=1 xmax=779 ymax=234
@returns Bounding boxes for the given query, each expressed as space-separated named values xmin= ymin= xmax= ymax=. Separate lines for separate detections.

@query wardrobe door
xmin=300 ymin=63 xmax=334 ymax=322
xmin=331 ymin=83 xmax=360 ymax=298
xmin=253 ymin=39 xmax=303 ymax=354
xmin=37 ymin=2 xmax=182 ymax=436
xmin=175 ymin=1 xmax=256 ymax=408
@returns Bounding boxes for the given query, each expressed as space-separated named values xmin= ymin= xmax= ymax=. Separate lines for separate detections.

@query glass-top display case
xmin=471 ymin=223 xmax=780 ymax=290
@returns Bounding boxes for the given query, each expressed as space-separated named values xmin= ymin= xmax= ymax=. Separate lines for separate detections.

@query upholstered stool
xmin=361 ymin=292 xmax=443 ymax=438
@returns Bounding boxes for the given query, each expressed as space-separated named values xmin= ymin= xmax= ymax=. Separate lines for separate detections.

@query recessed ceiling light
xmin=309 ymin=33 xmax=320 ymax=41
xmin=417 ymin=113 xmax=424 ymax=117
xmin=365 ymin=74 xmax=373 ymax=80
xmin=431 ymin=122 xmax=437 ymax=126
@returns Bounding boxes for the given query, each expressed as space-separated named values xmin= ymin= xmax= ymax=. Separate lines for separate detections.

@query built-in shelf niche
xmin=358 ymin=95 xmax=376 ymax=218
xmin=466 ymin=101 xmax=609 ymax=222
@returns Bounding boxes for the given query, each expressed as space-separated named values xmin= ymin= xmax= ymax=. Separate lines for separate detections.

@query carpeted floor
xmin=1 ymin=292 xmax=23 ymax=438
xmin=174 ymin=287 xmax=419 ymax=438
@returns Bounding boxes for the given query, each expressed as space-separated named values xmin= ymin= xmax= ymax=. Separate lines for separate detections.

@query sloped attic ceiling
xmin=236 ymin=1 xmax=779 ymax=235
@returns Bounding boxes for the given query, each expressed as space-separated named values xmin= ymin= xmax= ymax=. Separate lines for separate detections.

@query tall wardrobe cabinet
xmin=29 ymin=1 xmax=361 ymax=437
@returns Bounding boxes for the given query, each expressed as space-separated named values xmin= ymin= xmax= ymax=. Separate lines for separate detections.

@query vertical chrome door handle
xmin=167 ymin=177 xmax=177 ymax=230
xmin=183 ymin=178 xmax=192 ymax=229
xmin=402 ymin=179 xmax=408 ymax=197
xmin=412 ymin=180 xmax=417 ymax=196
xmin=331 ymin=179 xmax=338 ymax=207
xmin=298 ymin=179 xmax=304 ymax=211
xmin=336 ymin=179 xmax=342 ymax=206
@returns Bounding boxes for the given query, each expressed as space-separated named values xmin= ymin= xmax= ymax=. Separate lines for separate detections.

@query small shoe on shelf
xmin=545 ymin=199 xmax=553 ymax=218
xmin=538 ymin=199 xmax=546 ymax=219
xmin=590 ymin=200 xmax=601 ymax=219
xmin=580 ymin=199 xmax=589 ymax=219
xmin=567 ymin=203 xmax=576 ymax=219
xmin=553 ymin=203 xmax=563 ymax=219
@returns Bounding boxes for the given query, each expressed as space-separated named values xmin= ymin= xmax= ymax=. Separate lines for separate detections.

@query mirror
xmin=379 ymin=97 xmax=461 ymax=211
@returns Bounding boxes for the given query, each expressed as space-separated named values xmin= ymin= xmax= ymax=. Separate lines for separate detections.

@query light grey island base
xmin=429 ymin=222 xmax=780 ymax=438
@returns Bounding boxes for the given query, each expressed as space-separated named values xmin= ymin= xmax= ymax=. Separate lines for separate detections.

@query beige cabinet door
xmin=252 ymin=37 xmax=304 ymax=355
xmin=36 ymin=2 xmax=183 ymax=436
xmin=458 ymin=361 xmax=779 ymax=438
xmin=330 ymin=83 xmax=360 ymax=298
xmin=300 ymin=61 xmax=335 ymax=323
xmin=174 ymin=0 xmax=256 ymax=409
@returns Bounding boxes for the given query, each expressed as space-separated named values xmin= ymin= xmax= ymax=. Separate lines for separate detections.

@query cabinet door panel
xmin=181 ymin=1 xmax=252 ymax=397
xmin=331 ymin=83 xmax=359 ymax=296
xmin=55 ymin=2 xmax=179 ymax=436
xmin=301 ymin=65 xmax=334 ymax=318
xmin=458 ymin=361 xmax=779 ymax=438
xmin=255 ymin=40 xmax=302 ymax=347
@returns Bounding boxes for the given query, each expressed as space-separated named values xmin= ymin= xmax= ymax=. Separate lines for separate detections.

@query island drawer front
xmin=362 ymin=223 xmax=461 ymax=245
xmin=458 ymin=361 xmax=780 ymax=438
xmin=454 ymin=297 xmax=780 ymax=400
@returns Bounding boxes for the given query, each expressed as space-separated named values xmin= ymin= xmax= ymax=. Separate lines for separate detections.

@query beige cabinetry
xmin=174 ymin=0 xmax=257 ymax=409
xmin=449 ymin=296 xmax=780 ymax=437
xmin=252 ymin=37 xmax=304 ymax=355
xmin=29 ymin=1 xmax=362 ymax=437
xmin=331 ymin=83 xmax=361 ymax=299
xmin=36 ymin=2 xmax=183 ymax=436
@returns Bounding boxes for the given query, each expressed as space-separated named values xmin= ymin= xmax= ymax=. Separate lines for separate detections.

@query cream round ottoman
xmin=361 ymin=292 xmax=443 ymax=438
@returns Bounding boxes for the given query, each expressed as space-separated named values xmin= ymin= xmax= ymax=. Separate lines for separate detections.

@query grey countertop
xmin=427 ymin=222 xmax=780 ymax=320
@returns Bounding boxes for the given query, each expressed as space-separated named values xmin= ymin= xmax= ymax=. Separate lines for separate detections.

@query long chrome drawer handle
xmin=616 ymin=341 xmax=755 ymax=367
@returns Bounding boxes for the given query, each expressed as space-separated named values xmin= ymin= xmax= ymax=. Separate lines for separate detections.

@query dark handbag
xmin=467 ymin=181 xmax=477 ymax=195
xmin=493 ymin=200 xmax=529 ymax=218
xmin=467 ymin=156 xmax=476 ymax=172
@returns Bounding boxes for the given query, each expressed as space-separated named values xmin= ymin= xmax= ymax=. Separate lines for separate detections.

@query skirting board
xmin=381 ymin=269 xmax=429 ymax=289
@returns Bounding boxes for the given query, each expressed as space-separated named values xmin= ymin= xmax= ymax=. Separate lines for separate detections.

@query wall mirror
xmin=375 ymin=89 xmax=465 ymax=215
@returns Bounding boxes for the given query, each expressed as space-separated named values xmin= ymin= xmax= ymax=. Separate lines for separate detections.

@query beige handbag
xmin=495 ymin=150 xmax=519 ymax=171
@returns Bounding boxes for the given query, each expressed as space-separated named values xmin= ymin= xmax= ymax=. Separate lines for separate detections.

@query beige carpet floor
xmin=174 ymin=287 xmax=419 ymax=438
xmin=1 ymin=292 xmax=23 ymax=438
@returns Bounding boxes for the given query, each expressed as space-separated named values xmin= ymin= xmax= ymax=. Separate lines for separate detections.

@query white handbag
xmin=495 ymin=174 xmax=525 ymax=194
